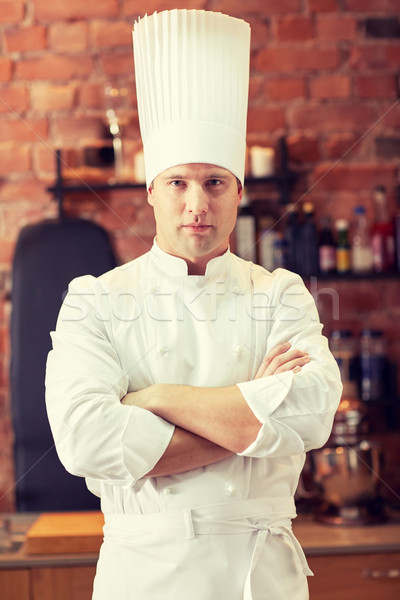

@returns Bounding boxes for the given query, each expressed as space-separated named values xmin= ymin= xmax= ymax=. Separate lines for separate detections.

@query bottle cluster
xmin=236 ymin=185 xmax=400 ymax=277
xmin=329 ymin=329 xmax=395 ymax=441
xmin=330 ymin=329 xmax=387 ymax=404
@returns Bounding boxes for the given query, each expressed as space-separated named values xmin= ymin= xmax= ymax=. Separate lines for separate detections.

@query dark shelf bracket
xmin=54 ymin=149 xmax=65 ymax=219
xmin=47 ymin=137 xmax=298 ymax=208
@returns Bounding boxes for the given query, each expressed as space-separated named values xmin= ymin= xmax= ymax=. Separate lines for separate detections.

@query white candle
xmin=250 ymin=146 xmax=275 ymax=177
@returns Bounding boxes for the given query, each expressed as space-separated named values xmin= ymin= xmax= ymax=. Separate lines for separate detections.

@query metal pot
xmin=310 ymin=440 xmax=385 ymax=525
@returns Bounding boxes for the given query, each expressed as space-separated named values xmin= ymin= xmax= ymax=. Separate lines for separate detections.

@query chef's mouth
xmin=183 ymin=224 xmax=212 ymax=231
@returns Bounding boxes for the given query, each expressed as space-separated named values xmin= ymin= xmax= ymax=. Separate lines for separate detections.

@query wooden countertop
xmin=1 ymin=511 xmax=400 ymax=569
xmin=293 ymin=513 xmax=400 ymax=556
xmin=0 ymin=513 xmax=99 ymax=569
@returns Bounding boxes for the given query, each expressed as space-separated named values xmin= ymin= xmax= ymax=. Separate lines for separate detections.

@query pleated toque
xmin=133 ymin=9 xmax=251 ymax=189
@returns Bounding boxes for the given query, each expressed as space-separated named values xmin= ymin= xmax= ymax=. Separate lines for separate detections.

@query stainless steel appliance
xmin=311 ymin=440 xmax=385 ymax=525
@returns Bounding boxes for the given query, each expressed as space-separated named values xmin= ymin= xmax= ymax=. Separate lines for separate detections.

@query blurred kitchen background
xmin=0 ymin=1 xmax=400 ymax=598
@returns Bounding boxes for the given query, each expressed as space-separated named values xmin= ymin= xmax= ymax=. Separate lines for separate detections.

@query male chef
xmin=45 ymin=9 xmax=342 ymax=600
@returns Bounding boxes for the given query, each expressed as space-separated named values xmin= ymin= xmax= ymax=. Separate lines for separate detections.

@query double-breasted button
xmin=232 ymin=286 xmax=244 ymax=295
xmin=225 ymin=484 xmax=236 ymax=496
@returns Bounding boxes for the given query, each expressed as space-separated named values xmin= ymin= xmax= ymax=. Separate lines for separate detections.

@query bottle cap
xmin=361 ymin=329 xmax=383 ymax=337
xmin=331 ymin=330 xmax=352 ymax=339
xmin=353 ymin=205 xmax=366 ymax=215
xmin=302 ymin=202 xmax=314 ymax=214
xmin=335 ymin=219 xmax=348 ymax=230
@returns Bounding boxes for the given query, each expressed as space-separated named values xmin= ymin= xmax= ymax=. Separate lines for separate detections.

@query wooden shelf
xmin=46 ymin=138 xmax=298 ymax=216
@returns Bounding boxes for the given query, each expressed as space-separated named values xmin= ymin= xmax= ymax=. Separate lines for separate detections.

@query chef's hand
xmin=254 ymin=342 xmax=310 ymax=379
xmin=121 ymin=385 xmax=155 ymax=409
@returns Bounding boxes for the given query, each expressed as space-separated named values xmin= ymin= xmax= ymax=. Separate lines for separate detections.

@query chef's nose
xmin=185 ymin=184 xmax=209 ymax=214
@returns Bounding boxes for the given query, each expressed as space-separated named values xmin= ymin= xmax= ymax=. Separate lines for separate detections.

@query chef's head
xmin=132 ymin=9 xmax=251 ymax=190
xmin=146 ymin=161 xmax=242 ymax=273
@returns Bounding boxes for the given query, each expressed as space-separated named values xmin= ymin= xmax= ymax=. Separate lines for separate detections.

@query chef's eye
xmin=169 ymin=180 xmax=185 ymax=187
xmin=207 ymin=179 xmax=222 ymax=186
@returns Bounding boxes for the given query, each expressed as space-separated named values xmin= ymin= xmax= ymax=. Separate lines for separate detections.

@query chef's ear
xmin=147 ymin=182 xmax=154 ymax=207
xmin=237 ymin=179 xmax=243 ymax=206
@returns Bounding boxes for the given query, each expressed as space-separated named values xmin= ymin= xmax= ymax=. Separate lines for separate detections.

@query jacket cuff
xmin=236 ymin=371 xmax=299 ymax=457
xmin=237 ymin=370 xmax=294 ymax=421
xmin=121 ymin=406 xmax=175 ymax=482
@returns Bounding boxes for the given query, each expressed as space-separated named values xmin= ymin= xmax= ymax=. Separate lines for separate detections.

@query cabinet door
xmin=308 ymin=552 xmax=400 ymax=600
xmin=0 ymin=569 xmax=30 ymax=600
xmin=32 ymin=566 xmax=97 ymax=600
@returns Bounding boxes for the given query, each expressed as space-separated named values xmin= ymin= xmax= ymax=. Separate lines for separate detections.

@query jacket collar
xmin=149 ymin=239 xmax=232 ymax=278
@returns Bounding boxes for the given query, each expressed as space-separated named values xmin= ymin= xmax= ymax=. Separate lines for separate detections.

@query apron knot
xmin=243 ymin=521 xmax=313 ymax=600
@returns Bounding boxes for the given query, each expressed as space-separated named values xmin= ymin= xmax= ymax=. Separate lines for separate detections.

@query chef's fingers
xmin=254 ymin=342 xmax=291 ymax=379
xmin=273 ymin=353 xmax=310 ymax=375
xmin=255 ymin=347 xmax=309 ymax=379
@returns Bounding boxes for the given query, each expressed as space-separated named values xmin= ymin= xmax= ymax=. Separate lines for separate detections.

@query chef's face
xmin=148 ymin=163 xmax=242 ymax=275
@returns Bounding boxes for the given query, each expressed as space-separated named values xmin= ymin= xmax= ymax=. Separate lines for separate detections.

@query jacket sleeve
xmin=236 ymin=268 xmax=342 ymax=458
xmin=45 ymin=275 xmax=175 ymax=488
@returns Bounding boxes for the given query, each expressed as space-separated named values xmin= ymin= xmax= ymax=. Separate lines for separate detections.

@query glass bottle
xmin=300 ymin=202 xmax=318 ymax=277
xmin=371 ymin=185 xmax=396 ymax=272
xmin=331 ymin=380 xmax=369 ymax=444
xmin=318 ymin=215 xmax=336 ymax=275
xmin=257 ymin=216 xmax=277 ymax=271
xmin=235 ymin=189 xmax=257 ymax=262
xmin=273 ymin=231 xmax=285 ymax=269
xmin=282 ymin=204 xmax=300 ymax=273
xmin=351 ymin=206 xmax=373 ymax=274
xmin=329 ymin=330 xmax=368 ymax=443
xmin=335 ymin=219 xmax=351 ymax=274
xmin=330 ymin=330 xmax=358 ymax=385
xmin=360 ymin=329 xmax=386 ymax=403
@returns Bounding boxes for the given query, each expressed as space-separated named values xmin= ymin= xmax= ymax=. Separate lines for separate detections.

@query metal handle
xmin=363 ymin=568 xmax=400 ymax=579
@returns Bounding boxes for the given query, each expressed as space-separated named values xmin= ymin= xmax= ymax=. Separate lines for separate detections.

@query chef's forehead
xmin=157 ymin=163 xmax=235 ymax=180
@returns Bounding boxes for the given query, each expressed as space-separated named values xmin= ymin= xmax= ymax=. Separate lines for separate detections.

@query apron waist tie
xmin=243 ymin=521 xmax=313 ymax=600
xmin=103 ymin=496 xmax=312 ymax=599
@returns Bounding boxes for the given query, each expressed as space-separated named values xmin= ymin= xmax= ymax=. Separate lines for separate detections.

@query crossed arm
xmin=121 ymin=343 xmax=310 ymax=477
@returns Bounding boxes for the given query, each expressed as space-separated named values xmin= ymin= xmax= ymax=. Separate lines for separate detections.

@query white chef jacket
xmin=45 ymin=241 xmax=341 ymax=599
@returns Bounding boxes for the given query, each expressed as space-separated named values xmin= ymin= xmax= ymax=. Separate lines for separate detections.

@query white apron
xmin=92 ymin=497 xmax=312 ymax=600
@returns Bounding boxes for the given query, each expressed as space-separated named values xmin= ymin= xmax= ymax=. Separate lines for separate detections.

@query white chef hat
xmin=133 ymin=9 xmax=251 ymax=189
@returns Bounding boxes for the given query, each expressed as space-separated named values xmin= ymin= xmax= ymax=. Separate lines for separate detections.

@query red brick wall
xmin=0 ymin=1 xmax=399 ymax=510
